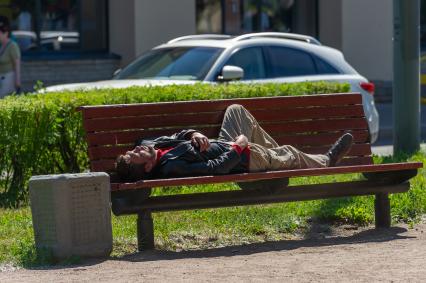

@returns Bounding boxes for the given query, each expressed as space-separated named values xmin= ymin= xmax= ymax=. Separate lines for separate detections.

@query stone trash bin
xmin=29 ymin=172 xmax=112 ymax=259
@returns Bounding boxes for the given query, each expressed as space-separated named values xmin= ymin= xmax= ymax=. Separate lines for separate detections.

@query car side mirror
xmin=113 ymin=68 xmax=122 ymax=77
xmin=218 ymin=65 xmax=244 ymax=81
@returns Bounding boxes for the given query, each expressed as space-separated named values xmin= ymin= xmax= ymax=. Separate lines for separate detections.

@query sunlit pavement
xmin=371 ymin=143 xmax=426 ymax=156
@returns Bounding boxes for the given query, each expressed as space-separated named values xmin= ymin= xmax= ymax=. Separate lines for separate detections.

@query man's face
xmin=124 ymin=145 xmax=156 ymax=172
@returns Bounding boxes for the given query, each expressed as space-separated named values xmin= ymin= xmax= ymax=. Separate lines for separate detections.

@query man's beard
xmin=147 ymin=145 xmax=156 ymax=159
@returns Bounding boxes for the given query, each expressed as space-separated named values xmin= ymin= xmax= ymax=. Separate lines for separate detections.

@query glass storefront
xmin=196 ymin=0 xmax=222 ymax=34
xmin=0 ymin=0 xmax=107 ymax=53
xmin=196 ymin=0 xmax=317 ymax=37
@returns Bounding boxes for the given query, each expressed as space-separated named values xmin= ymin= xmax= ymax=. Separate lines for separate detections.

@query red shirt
xmin=155 ymin=146 xmax=174 ymax=165
xmin=232 ymin=144 xmax=250 ymax=169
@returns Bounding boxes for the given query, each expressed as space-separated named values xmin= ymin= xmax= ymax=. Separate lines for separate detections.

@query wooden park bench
xmin=79 ymin=93 xmax=422 ymax=251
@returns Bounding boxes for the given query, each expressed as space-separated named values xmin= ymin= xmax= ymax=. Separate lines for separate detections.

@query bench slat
xmin=274 ymin=130 xmax=370 ymax=146
xmin=262 ymin=118 xmax=368 ymax=133
xmin=111 ymin=162 xmax=422 ymax=190
xmin=82 ymin=105 xmax=365 ymax=133
xmin=80 ymin=93 xmax=362 ymax=119
xmin=86 ymin=128 xmax=369 ymax=148
xmin=83 ymin=115 xmax=368 ymax=133
xmin=299 ymin=144 xmax=372 ymax=155
xmin=85 ymin=127 xmax=221 ymax=146
xmin=112 ymin=182 xmax=410 ymax=214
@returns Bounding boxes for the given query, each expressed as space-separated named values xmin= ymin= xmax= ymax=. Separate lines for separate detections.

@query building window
xmin=2 ymin=0 xmax=107 ymax=53
xmin=196 ymin=0 xmax=317 ymax=37
xmin=241 ymin=0 xmax=294 ymax=33
xmin=196 ymin=0 xmax=222 ymax=34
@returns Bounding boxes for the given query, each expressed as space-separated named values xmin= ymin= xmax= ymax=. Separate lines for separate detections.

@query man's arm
xmin=172 ymin=129 xmax=211 ymax=151
xmin=161 ymin=149 xmax=242 ymax=176
xmin=161 ymin=134 xmax=248 ymax=176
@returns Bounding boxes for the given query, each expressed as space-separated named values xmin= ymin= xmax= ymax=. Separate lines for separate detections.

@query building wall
xmin=109 ymin=0 xmax=196 ymax=67
xmin=108 ymin=0 xmax=136 ymax=67
xmin=318 ymin=0 xmax=393 ymax=99
xmin=135 ymin=0 xmax=196 ymax=58
xmin=318 ymin=0 xmax=343 ymax=51
xmin=342 ymin=0 xmax=393 ymax=82
xmin=21 ymin=58 xmax=120 ymax=91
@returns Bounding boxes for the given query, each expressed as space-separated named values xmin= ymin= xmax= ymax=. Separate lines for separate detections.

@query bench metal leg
xmin=137 ymin=210 xmax=154 ymax=251
xmin=375 ymin=193 xmax=391 ymax=228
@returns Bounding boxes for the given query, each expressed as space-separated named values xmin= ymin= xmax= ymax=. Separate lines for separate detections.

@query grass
xmin=0 ymin=151 xmax=424 ymax=266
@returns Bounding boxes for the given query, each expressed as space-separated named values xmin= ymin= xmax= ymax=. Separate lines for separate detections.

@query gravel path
xmin=1 ymin=222 xmax=425 ymax=282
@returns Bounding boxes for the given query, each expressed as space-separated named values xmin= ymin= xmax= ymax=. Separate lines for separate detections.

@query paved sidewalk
xmin=373 ymin=102 xmax=426 ymax=156
xmin=1 ymin=222 xmax=425 ymax=282
xmin=376 ymin=103 xmax=426 ymax=143
xmin=372 ymin=143 xmax=426 ymax=156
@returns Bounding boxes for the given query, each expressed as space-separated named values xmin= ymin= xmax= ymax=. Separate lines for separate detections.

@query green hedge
xmin=0 ymin=82 xmax=350 ymax=207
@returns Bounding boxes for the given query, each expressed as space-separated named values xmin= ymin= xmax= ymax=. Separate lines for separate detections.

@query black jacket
xmin=136 ymin=129 xmax=248 ymax=179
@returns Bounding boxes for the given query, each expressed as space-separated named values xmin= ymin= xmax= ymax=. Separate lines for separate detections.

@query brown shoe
xmin=326 ymin=133 xmax=354 ymax=166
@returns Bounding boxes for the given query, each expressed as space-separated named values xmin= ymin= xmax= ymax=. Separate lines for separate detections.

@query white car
xmin=45 ymin=32 xmax=379 ymax=142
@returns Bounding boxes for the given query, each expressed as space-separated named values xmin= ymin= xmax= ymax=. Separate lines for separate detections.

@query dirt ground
xmin=1 ymin=221 xmax=426 ymax=283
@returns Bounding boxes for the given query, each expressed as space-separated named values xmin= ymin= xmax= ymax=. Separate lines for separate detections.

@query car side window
xmin=265 ymin=46 xmax=316 ymax=77
xmin=225 ymin=47 xmax=266 ymax=80
xmin=314 ymin=56 xmax=340 ymax=74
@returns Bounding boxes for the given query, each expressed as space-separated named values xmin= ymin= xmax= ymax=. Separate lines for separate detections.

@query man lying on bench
xmin=115 ymin=104 xmax=354 ymax=182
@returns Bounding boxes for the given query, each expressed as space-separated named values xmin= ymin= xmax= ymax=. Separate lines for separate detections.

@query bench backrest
xmin=79 ymin=93 xmax=372 ymax=174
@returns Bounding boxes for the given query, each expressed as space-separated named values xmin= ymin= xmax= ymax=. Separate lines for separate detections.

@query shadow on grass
xmin=307 ymin=196 xmax=373 ymax=226
xmin=116 ymin=225 xmax=411 ymax=263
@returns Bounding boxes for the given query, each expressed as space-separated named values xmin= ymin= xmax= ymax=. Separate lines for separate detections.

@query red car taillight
xmin=360 ymin=82 xmax=375 ymax=95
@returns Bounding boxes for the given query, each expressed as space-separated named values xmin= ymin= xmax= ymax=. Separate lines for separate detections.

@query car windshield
xmin=115 ymin=47 xmax=224 ymax=80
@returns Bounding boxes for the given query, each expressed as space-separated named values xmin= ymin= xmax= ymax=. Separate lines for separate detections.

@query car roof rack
xmin=232 ymin=32 xmax=321 ymax=45
xmin=167 ymin=34 xmax=232 ymax=44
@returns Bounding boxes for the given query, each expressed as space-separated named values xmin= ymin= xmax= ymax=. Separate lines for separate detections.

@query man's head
xmin=115 ymin=145 xmax=157 ymax=181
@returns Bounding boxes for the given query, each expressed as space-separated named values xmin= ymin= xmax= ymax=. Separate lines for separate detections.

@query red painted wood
xmin=85 ymin=127 xmax=221 ymax=147
xmin=83 ymin=112 xmax=224 ymax=132
xmin=300 ymin=144 xmax=372 ymax=157
xmin=274 ymin=130 xmax=370 ymax=146
xmin=112 ymin=162 xmax=423 ymax=191
xmin=86 ymin=128 xmax=370 ymax=148
xmin=81 ymin=93 xmax=377 ymax=178
xmin=79 ymin=93 xmax=362 ymax=118
xmin=83 ymin=105 xmax=365 ymax=133
xmin=262 ymin=118 xmax=368 ymax=133
xmin=83 ymin=114 xmax=368 ymax=133
xmin=91 ymin=159 xmax=115 ymax=172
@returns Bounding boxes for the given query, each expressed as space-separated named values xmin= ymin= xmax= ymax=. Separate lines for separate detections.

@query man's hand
xmin=234 ymin=134 xmax=248 ymax=149
xmin=191 ymin=132 xmax=211 ymax=151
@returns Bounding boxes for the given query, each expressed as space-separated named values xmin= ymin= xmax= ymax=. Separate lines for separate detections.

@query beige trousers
xmin=218 ymin=104 xmax=329 ymax=172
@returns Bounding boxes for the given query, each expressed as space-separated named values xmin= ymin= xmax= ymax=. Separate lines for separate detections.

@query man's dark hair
xmin=115 ymin=155 xmax=146 ymax=182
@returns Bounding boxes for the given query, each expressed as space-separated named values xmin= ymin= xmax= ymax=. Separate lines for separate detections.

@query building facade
xmin=2 ymin=0 xmax=424 ymax=95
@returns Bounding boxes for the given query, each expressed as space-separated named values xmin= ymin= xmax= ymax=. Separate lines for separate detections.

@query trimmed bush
xmin=0 ymin=82 xmax=350 ymax=207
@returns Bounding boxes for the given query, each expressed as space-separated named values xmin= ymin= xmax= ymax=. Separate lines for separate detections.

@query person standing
xmin=0 ymin=16 xmax=21 ymax=98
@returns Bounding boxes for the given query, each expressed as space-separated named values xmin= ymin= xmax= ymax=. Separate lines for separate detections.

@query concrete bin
xmin=29 ymin=172 xmax=112 ymax=259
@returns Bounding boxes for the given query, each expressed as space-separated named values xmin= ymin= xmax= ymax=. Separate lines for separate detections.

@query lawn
xmin=0 ymin=152 xmax=425 ymax=267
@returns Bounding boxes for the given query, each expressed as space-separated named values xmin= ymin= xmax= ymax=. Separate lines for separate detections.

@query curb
xmin=379 ymin=126 xmax=426 ymax=141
